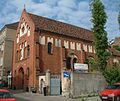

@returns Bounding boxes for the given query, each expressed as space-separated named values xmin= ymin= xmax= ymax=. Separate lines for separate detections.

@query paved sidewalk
xmin=14 ymin=91 xmax=101 ymax=101
xmin=9 ymin=89 xmax=101 ymax=101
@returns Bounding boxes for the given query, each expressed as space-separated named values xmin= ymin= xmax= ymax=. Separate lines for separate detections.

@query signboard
xmin=74 ymin=63 xmax=88 ymax=71
xmin=63 ymin=72 xmax=70 ymax=78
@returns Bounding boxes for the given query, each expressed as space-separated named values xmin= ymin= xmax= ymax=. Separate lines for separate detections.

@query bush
xmin=103 ymin=67 xmax=120 ymax=85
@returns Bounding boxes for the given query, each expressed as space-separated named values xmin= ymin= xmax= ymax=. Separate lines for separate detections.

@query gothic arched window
xmin=48 ymin=42 xmax=53 ymax=54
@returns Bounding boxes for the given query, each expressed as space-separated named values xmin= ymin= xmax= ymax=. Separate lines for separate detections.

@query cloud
xmin=53 ymin=0 xmax=91 ymax=29
xmin=78 ymin=1 xmax=90 ymax=11
xmin=58 ymin=0 xmax=77 ymax=9
xmin=43 ymin=0 xmax=58 ymax=6
xmin=103 ymin=0 xmax=120 ymax=12
xmin=106 ymin=11 xmax=120 ymax=40
xmin=0 ymin=0 xmax=119 ymax=40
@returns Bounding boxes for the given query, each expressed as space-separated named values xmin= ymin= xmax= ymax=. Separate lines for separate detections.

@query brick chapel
xmin=12 ymin=9 xmax=120 ymax=90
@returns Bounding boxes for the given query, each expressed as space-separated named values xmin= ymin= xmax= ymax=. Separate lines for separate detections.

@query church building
xmin=12 ymin=9 xmax=98 ymax=90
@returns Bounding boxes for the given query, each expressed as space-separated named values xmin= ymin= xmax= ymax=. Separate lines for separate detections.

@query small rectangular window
xmin=48 ymin=42 xmax=53 ymax=54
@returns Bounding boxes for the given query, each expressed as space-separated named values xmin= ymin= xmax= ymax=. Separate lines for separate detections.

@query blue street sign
xmin=63 ymin=72 xmax=70 ymax=78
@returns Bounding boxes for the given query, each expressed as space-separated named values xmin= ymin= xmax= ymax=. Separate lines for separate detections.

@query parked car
xmin=0 ymin=89 xmax=16 ymax=101
xmin=99 ymin=83 xmax=120 ymax=101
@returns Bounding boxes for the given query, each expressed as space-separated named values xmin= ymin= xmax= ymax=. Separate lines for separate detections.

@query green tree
xmin=91 ymin=0 xmax=110 ymax=71
xmin=113 ymin=45 xmax=120 ymax=51
xmin=103 ymin=67 xmax=120 ymax=85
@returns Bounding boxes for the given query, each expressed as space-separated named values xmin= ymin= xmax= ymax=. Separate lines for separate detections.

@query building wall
xmin=3 ymin=41 xmax=13 ymax=73
xmin=13 ymin=10 xmax=115 ymax=92
xmin=70 ymin=72 xmax=106 ymax=97
xmin=6 ymin=28 xmax=17 ymax=40
xmin=35 ymin=30 xmax=95 ymax=74
xmin=3 ymin=28 xmax=17 ymax=74
xmin=0 ymin=27 xmax=17 ymax=82
xmin=12 ymin=10 xmax=36 ymax=89
xmin=33 ymin=30 xmax=95 ymax=91
xmin=12 ymin=10 xmax=95 ymax=90
xmin=108 ymin=55 xmax=120 ymax=67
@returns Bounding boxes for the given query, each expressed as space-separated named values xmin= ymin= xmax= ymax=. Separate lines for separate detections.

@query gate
xmin=50 ymin=75 xmax=61 ymax=95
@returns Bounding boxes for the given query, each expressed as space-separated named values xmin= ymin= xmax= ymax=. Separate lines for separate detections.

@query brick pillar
xmin=61 ymin=69 xmax=71 ymax=98
xmin=70 ymin=71 xmax=74 ymax=98
xmin=81 ymin=50 xmax=86 ymax=63
xmin=62 ymin=46 xmax=67 ymax=68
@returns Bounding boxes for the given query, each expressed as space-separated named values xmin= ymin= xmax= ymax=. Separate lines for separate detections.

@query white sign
xmin=74 ymin=63 xmax=88 ymax=70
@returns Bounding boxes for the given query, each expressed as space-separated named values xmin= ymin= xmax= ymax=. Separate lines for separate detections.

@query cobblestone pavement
xmin=13 ymin=91 xmax=101 ymax=101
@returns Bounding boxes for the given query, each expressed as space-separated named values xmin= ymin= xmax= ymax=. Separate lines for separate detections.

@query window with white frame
xmin=39 ymin=36 xmax=45 ymax=45
xmin=55 ymin=39 xmax=61 ymax=47
xmin=47 ymin=37 xmax=53 ymax=44
xmin=70 ymin=42 xmax=75 ymax=50
xmin=83 ymin=44 xmax=88 ymax=52
xmin=64 ymin=41 xmax=69 ymax=49
xmin=76 ymin=43 xmax=81 ymax=51
xmin=88 ymin=45 xmax=93 ymax=53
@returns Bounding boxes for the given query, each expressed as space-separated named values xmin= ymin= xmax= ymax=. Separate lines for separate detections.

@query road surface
xmin=12 ymin=90 xmax=101 ymax=101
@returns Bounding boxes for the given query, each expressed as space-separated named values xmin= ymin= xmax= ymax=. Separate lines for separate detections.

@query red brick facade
xmin=12 ymin=9 xmax=36 ymax=90
xmin=12 ymin=9 xmax=108 ymax=90
xmin=12 ymin=9 xmax=95 ymax=90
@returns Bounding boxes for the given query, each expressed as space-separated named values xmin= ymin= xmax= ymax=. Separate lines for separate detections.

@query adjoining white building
xmin=0 ymin=22 xmax=18 ymax=87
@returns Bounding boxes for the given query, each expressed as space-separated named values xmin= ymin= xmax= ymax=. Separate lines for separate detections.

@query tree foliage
xmin=88 ymin=58 xmax=99 ymax=71
xmin=103 ymin=67 xmax=120 ymax=85
xmin=113 ymin=45 xmax=120 ymax=51
xmin=91 ymin=0 xmax=109 ymax=71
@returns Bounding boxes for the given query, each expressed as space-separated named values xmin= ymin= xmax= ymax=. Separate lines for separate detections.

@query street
xmin=15 ymin=92 xmax=76 ymax=101
xmin=13 ymin=91 xmax=101 ymax=101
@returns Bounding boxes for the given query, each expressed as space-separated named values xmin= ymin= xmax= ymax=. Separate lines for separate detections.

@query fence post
xmin=70 ymin=71 xmax=74 ymax=98
xmin=61 ymin=69 xmax=70 ymax=97
xmin=46 ymin=69 xmax=50 ymax=95
xmin=61 ymin=69 xmax=65 ymax=96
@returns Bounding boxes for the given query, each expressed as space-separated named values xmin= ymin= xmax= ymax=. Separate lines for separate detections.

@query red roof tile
xmin=109 ymin=48 xmax=120 ymax=56
xmin=28 ymin=13 xmax=93 ymax=42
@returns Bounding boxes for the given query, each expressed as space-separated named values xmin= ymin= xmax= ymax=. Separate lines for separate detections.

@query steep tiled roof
xmin=5 ymin=22 xmax=19 ymax=30
xmin=109 ymin=48 xmax=120 ymax=56
xmin=28 ymin=13 xmax=93 ymax=42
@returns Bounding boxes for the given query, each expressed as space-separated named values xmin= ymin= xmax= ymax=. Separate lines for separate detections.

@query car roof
xmin=0 ymin=89 xmax=9 ymax=92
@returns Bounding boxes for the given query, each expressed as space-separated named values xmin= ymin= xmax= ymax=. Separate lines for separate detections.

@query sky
xmin=0 ymin=0 xmax=119 ymax=40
